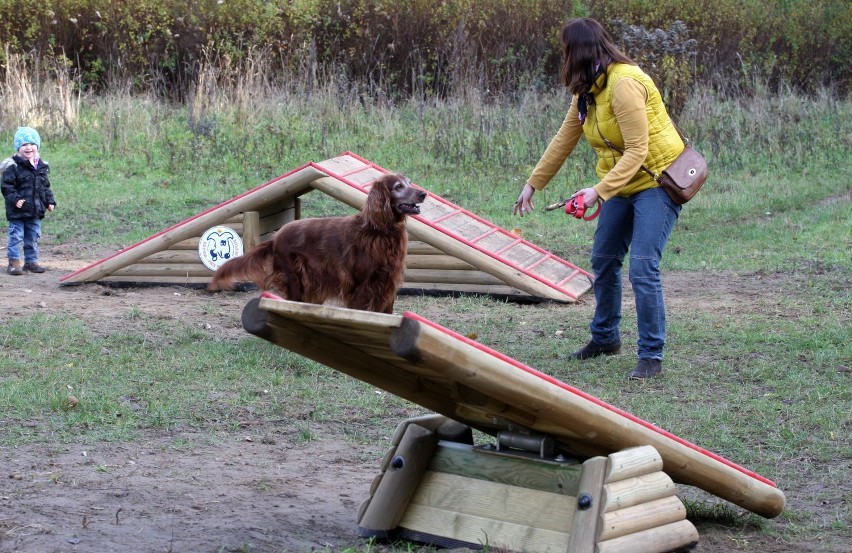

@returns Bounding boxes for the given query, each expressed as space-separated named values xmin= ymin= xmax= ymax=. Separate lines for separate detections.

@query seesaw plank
xmin=243 ymin=296 xmax=785 ymax=518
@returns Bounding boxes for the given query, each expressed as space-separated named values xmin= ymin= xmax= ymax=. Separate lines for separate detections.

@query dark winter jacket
xmin=1 ymin=154 xmax=55 ymax=220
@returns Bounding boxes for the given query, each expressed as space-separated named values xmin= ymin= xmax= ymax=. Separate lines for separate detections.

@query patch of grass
xmin=0 ymin=313 xmax=423 ymax=446
xmin=0 ymin=84 xmax=849 ymax=550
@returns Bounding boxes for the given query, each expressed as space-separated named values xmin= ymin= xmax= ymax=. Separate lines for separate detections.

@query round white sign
xmin=198 ymin=226 xmax=244 ymax=271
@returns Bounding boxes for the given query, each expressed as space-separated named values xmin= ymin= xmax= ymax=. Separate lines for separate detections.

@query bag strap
xmin=592 ymin=109 xmax=689 ymax=184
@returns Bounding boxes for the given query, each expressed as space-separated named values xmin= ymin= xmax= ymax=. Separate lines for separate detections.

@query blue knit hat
xmin=14 ymin=127 xmax=41 ymax=151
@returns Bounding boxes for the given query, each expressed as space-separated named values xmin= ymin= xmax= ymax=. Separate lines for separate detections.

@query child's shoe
xmin=23 ymin=262 xmax=46 ymax=273
xmin=7 ymin=260 xmax=23 ymax=275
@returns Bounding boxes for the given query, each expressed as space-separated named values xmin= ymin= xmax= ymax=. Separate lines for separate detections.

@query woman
xmin=513 ymin=18 xmax=684 ymax=379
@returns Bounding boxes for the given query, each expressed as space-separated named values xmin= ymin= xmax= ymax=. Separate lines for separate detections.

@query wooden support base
xmin=358 ymin=416 xmax=698 ymax=553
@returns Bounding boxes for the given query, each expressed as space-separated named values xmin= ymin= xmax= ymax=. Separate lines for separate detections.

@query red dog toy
xmin=565 ymin=194 xmax=601 ymax=221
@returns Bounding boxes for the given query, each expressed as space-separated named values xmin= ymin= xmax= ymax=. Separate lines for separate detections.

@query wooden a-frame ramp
xmin=59 ymin=152 xmax=592 ymax=302
xmin=242 ymin=294 xmax=785 ymax=552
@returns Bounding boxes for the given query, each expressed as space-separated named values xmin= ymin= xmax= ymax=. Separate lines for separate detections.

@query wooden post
xmin=357 ymin=423 xmax=439 ymax=531
xmin=566 ymin=456 xmax=608 ymax=553
xmin=241 ymin=211 xmax=261 ymax=251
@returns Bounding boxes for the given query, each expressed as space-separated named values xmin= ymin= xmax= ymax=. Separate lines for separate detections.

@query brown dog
xmin=208 ymin=174 xmax=426 ymax=313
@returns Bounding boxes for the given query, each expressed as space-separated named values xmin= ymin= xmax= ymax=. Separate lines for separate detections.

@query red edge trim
xmin=402 ymin=310 xmax=778 ymax=488
xmin=328 ymin=152 xmax=592 ymax=300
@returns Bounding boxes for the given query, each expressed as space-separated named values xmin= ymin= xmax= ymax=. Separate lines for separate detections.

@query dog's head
xmin=371 ymin=174 xmax=427 ymax=219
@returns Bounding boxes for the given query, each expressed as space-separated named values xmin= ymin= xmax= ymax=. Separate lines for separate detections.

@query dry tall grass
xmin=0 ymin=47 xmax=81 ymax=139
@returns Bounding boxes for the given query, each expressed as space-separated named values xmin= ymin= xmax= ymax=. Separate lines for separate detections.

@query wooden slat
xmin=137 ymin=250 xmax=202 ymax=264
xmin=406 ymin=215 xmax=589 ymax=302
xmin=404 ymin=269 xmax=504 ymax=285
xmin=428 ymin=442 xmax=581 ymax=496
xmin=405 ymin=254 xmax=476 ymax=271
xmin=407 ymin=241 xmax=444 ymax=255
xmin=400 ymin=503 xmax=570 ymax=552
xmin=406 ymin=471 xmax=574 ymax=531
xmin=99 ymin=275 xmax=212 ymax=285
xmin=112 ymin=263 xmax=211 ymax=278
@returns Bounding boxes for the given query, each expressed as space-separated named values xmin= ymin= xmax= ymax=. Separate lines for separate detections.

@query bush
xmin=0 ymin=0 xmax=848 ymax=103
xmin=586 ymin=0 xmax=851 ymax=95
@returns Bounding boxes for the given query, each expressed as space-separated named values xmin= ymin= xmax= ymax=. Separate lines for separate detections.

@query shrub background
xmin=0 ymin=0 xmax=849 ymax=103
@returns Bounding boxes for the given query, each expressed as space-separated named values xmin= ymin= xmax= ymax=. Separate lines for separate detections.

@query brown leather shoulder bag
xmin=596 ymin=118 xmax=708 ymax=204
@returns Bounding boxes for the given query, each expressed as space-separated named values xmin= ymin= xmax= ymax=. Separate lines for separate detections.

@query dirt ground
xmin=0 ymin=245 xmax=846 ymax=553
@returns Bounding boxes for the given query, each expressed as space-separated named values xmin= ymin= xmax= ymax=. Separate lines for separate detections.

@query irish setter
xmin=208 ymin=173 xmax=426 ymax=314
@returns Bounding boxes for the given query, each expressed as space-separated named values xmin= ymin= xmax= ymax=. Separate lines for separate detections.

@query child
xmin=2 ymin=127 xmax=56 ymax=275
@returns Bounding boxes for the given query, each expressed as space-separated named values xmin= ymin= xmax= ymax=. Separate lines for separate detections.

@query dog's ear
xmin=363 ymin=174 xmax=397 ymax=227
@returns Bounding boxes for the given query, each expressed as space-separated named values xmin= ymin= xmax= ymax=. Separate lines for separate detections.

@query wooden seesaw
xmin=240 ymin=293 xmax=785 ymax=553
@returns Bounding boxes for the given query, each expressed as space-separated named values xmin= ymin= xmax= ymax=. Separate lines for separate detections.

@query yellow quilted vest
xmin=585 ymin=63 xmax=684 ymax=196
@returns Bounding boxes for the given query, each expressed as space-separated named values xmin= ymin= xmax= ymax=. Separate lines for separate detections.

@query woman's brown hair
xmin=560 ymin=18 xmax=634 ymax=95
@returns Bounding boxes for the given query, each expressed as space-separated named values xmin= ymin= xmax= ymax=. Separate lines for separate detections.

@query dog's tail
xmin=208 ymin=240 xmax=274 ymax=291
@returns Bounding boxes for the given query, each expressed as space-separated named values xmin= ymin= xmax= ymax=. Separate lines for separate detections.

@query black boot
xmin=628 ymin=358 xmax=662 ymax=379
xmin=570 ymin=340 xmax=621 ymax=360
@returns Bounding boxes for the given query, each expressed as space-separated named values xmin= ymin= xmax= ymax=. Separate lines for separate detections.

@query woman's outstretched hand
xmin=513 ymin=183 xmax=536 ymax=216
xmin=573 ymin=187 xmax=600 ymax=207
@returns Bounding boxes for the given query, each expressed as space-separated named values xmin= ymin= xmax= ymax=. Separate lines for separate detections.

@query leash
xmin=545 ymin=195 xmax=601 ymax=221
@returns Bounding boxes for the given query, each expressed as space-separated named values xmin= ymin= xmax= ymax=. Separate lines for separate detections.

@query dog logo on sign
xmin=199 ymin=226 xmax=244 ymax=271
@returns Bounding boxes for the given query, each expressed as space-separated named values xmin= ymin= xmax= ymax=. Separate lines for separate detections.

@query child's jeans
xmin=7 ymin=218 xmax=41 ymax=263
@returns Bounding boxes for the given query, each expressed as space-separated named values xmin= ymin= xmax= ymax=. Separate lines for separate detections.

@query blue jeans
xmin=7 ymin=218 xmax=42 ymax=264
xmin=589 ymin=187 xmax=680 ymax=360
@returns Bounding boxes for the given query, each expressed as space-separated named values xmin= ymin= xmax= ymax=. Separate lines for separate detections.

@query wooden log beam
xmin=602 ymin=472 xmax=676 ymax=513
xmin=595 ymin=519 xmax=698 ymax=553
xmin=606 ymin=446 xmax=664 ymax=483
xmin=597 ymin=495 xmax=686 ymax=542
